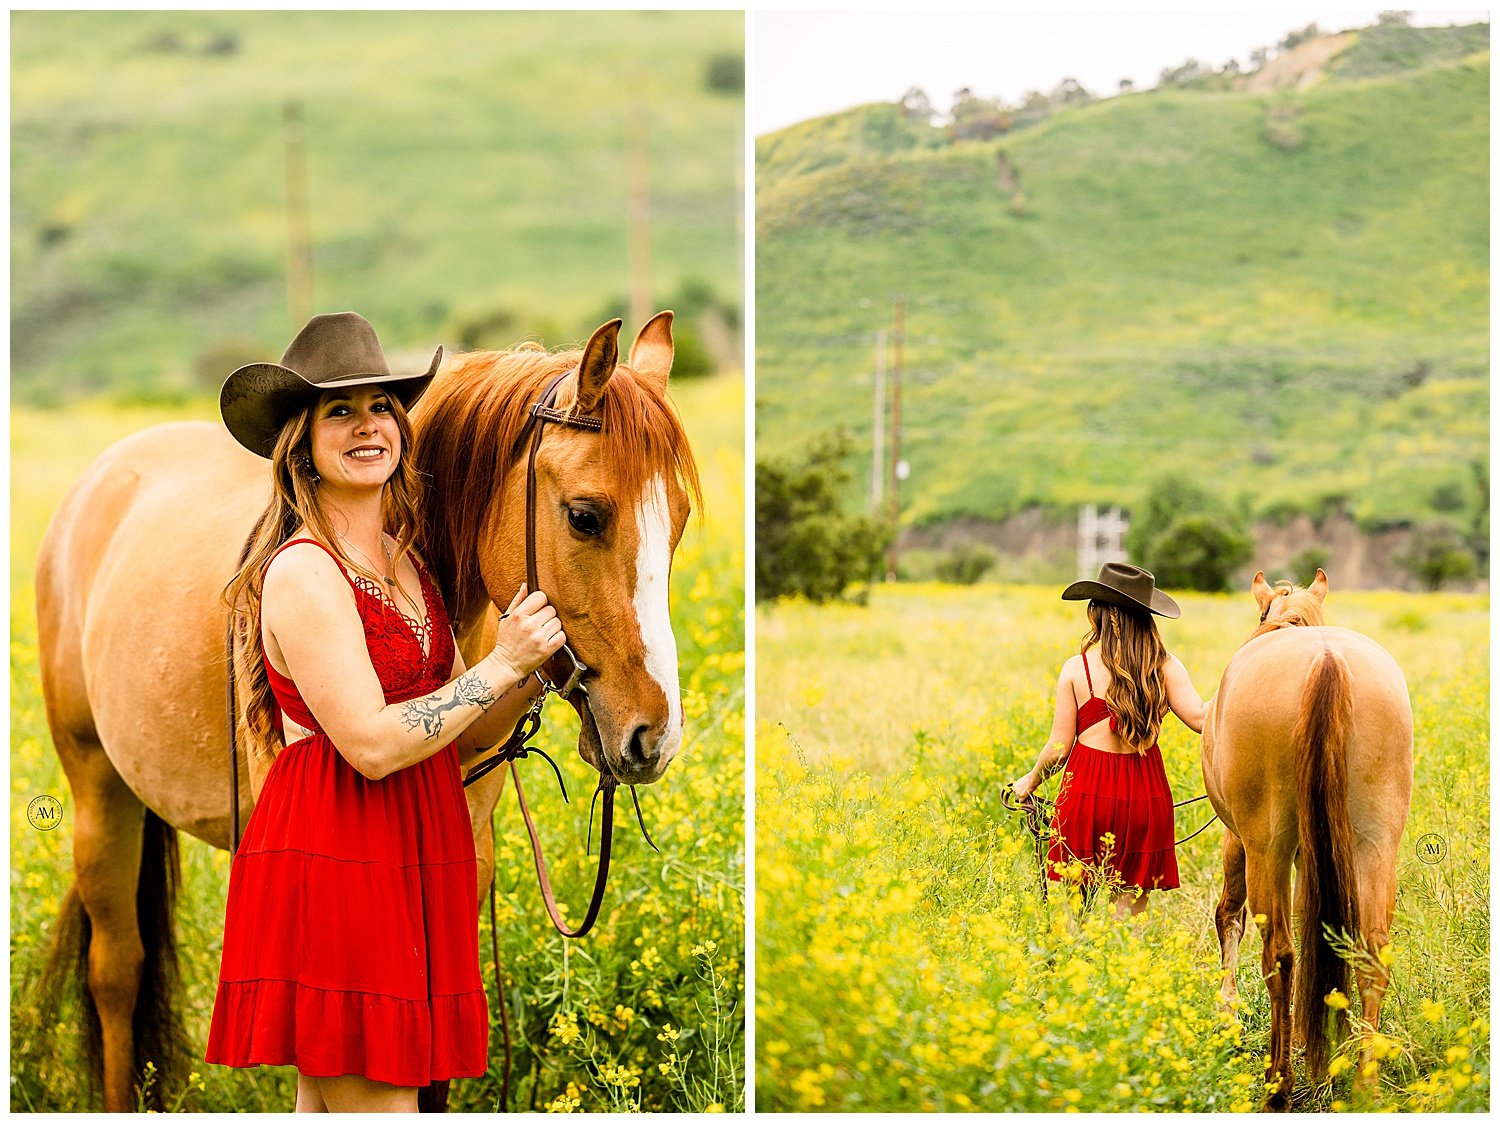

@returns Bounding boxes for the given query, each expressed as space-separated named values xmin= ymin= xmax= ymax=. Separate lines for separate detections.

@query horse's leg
xmin=1245 ymin=848 xmax=1295 ymax=1112
xmin=1214 ymin=831 xmax=1249 ymax=1018
xmin=1351 ymin=839 xmax=1400 ymax=1095
xmin=62 ymin=739 xmax=148 ymax=1112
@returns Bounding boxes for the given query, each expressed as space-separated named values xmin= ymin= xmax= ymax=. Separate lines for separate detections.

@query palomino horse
xmin=35 ymin=313 xmax=699 ymax=1110
xmin=1202 ymin=569 xmax=1413 ymax=1110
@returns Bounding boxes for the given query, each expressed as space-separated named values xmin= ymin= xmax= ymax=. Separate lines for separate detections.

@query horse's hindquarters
xmin=1206 ymin=627 xmax=1412 ymax=849
xmin=43 ymin=423 xmax=271 ymax=848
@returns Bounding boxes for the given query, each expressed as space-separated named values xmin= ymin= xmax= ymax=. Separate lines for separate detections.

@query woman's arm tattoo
xmin=400 ymin=670 xmax=500 ymax=739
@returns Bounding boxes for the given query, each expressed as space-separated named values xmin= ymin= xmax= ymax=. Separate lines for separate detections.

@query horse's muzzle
xmin=575 ymin=696 xmax=678 ymax=786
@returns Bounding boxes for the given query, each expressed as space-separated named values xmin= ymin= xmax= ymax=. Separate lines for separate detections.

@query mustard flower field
xmin=10 ymin=373 xmax=745 ymax=1112
xmin=756 ymin=583 xmax=1487 ymax=1112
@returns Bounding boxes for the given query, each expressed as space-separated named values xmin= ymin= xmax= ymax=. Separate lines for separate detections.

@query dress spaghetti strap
xmin=263 ymin=537 xmax=360 ymax=594
xmin=1082 ymin=652 xmax=1096 ymax=697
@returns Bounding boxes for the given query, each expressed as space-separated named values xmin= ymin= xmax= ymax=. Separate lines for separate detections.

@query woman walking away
xmin=206 ymin=312 xmax=566 ymax=1112
xmin=1011 ymin=562 xmax=1205 ymax=917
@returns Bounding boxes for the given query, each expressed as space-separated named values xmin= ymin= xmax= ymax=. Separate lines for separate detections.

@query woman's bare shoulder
xmin=1057 ymin=653 xmax=1083 ymax=685
xmin=262 ymin=540 xmax=351 ymax=603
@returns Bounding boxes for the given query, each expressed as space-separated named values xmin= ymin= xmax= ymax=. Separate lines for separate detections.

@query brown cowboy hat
xmin=1061 ymin=561 xmax=1181 ymax=619
xmin=220 ymin=311 xmax=442 ymax=458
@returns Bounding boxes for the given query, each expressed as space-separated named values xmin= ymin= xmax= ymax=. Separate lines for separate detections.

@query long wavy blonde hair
xmin=1083 ymin=600 xmax=1169 ymax=754
xmin=222 ymin=391 xmax=425 ymax=766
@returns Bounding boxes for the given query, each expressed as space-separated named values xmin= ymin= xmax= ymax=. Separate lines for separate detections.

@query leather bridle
xmin=459 ymin=370 xmax=624 ymax=941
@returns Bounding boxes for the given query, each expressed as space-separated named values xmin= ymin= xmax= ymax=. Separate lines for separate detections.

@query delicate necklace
xmin=339 ymin=533 xmax=397 ymax=587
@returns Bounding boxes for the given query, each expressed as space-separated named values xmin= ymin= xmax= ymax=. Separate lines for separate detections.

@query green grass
xmin=755 ymin=38 xmax=1488 ymax=534
xmin=10 ymin=373 xmax=745 ymax=1112
xmin=1332 ymin=21 xmax=1494 ymax=81
xmin=757 ymin=583 xmax=1488 ymax=1110
xmin=12 ymin=10 xmax=743 ymax=404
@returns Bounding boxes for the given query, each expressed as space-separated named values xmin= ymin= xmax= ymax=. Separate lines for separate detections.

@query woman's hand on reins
xmin=1011 ymin=770 xmax=1040 ymax=803
xmin=490 ymin=584 xmax=568 ymax=680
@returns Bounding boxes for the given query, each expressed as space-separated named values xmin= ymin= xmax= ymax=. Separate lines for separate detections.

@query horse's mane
xmin=411 ymin=344 xmax=701 ymax=624
xmin=1250 ymin=579 xmax=1327 ymax=639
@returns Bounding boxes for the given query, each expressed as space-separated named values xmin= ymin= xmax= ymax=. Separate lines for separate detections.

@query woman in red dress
xmin=1012 ymin=562 xmax=1205 ymax=917
xmin=206 ymin=312 xmax=565 ymax=1111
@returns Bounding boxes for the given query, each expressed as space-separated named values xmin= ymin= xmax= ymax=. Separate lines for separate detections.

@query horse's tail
xmin=135 ymin=810 xmax=189 ymax=1106
xmin=1293 ymin=644 xmax=1360 ymax=1077
xmin=37 ymin=809 xmax=187 ymax=1109
xmin=36 ymin=883 xmax=102 ymax=1095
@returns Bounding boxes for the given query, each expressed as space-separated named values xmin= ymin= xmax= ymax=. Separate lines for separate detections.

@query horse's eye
xmin=568 ymin=508 xmax=603 ymax=537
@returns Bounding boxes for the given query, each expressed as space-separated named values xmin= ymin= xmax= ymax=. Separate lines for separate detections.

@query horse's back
xmin=38 ymin=421 xmax=270 ymax=845
xmin=1217 ymin=626 xmax=1411 ymax=730
xmin=1205 ymin=626 xmax=1413 ymax=842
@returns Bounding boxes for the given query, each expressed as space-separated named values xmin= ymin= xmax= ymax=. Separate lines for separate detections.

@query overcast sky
xmin=753 ymin=9 xmax=1488 ymax=135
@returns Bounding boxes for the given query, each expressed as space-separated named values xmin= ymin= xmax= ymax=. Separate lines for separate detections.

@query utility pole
xmin=282 ymin=99 xmax=313 ymax=328
xmin=626 ymin=80 xmax=653 ymax=330
xmin=872 ymin=329 xmax=886 ymax=512
xmin=886 ymin=295 xmax=905 ymax=581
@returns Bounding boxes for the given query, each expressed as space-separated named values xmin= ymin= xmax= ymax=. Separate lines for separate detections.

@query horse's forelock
xmin=412 ymin=346 xmax=700 ymax=622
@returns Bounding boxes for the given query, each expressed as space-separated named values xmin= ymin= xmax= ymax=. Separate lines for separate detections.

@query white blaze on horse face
xmin=633 ymin=475 xmax=682 ymax=755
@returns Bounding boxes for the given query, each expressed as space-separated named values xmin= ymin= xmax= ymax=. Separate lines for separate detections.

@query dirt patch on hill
xmin=1245 ymin=32 xmax=1356 ymax=92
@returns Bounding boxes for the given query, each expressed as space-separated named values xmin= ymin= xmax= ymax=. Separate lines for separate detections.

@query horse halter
xmin=524 ymin=371 xmax=599 ymax=701
xmin=461 ymin=369 xmax=656 ymax=941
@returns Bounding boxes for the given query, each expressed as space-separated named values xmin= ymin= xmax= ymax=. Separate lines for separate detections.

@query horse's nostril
xmin=624 ymin=725 xmax=654 ymax=769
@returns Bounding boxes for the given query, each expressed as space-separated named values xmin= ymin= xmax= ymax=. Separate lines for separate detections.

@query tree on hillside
xmin=900 ymin=86 xmax=934 ymax=122
xmin=1280 ymin=23 xmax=1320 ymax=51
xmin=1468 ymin=458 xmax=1489 ymax=573
xmin=1398 ymin=519 xmax=1477 ymax=591
xmin=1149 ymin=516 xmax=1254 ymax=593
xmin=755 ymin=433 xmax=891 ymax=603
xmin=1159 ymin=58 xmax=1209 ymax=88
xmin=1127 ymin=475 xmax=1253 ymax=593
xmin=1049 ymin=77 xmax=1094 ymax=107
xmin=1013 ymin=90 xmax=1053 ymax=129
xmin=950 ymin=90 xmax=1011 ymax=141
xmin=1378 ymin=11 xmax=1413 ymax=27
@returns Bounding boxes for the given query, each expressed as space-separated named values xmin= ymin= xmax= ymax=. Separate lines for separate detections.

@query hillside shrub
xmin=669 ymin=325 xmax=714 ymax=379
xmin=705 ymin=52 xmax=743 ymax=95
xmin=1467 ymin=458 xmax=1488 ymax=573
xmin=1399 ymin=519 xmax=1477 ymax=591
xmin=1288 ymin=546 xmax=1332 ymax=587
xmin=1129 ymin=475 xmax=1253 ymax=592
xmin=755 ymin=433 xmax=890 ymax=602
xmin=1148 ymin=516 xmax=1254 ymax=593
xmin=934 ymin=544 xmax=996 ymax=585
xmin=1264 ymin=102 xmax=1303 ymax=150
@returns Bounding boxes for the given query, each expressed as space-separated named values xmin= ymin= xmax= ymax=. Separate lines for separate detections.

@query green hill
xmin=755 ymin=32 xmax=1488 ymax=537
xmin=11 ymin=10 xmax=742 ymax=404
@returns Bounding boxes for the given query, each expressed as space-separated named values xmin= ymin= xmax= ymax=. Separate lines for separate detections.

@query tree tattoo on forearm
xmin=400 ymin=670 xmax=500 ymax=739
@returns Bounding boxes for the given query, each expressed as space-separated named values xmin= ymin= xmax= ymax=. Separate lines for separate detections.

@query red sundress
xmin=1045 ymin=653 xmax=1179 ymax=891
xmin=206 ymin=537 xmax=488 ymax=1086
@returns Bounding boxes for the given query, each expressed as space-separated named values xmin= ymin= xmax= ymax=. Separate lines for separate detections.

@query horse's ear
xmin=1251 ymin=570 xmax=1273 ymax=612
xmin=1310 ymin=568 xmax=1329 ymax=602
xmin=628 ymin=310 xmax=675 ymax=388
xmin=575 ymin=319 xmax=622 ymax=413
